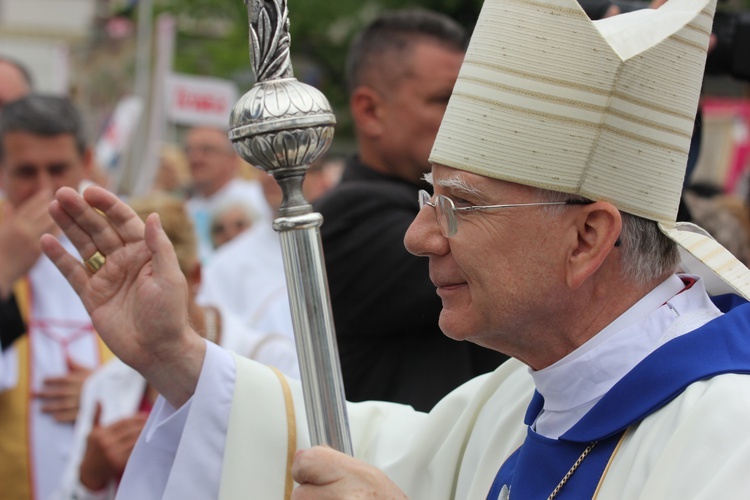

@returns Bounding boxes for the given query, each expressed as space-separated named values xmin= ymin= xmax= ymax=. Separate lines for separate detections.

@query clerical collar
xmin=530 ymin=274 xmax=721 ymax=438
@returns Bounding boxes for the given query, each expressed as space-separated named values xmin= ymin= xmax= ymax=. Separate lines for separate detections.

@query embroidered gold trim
xmin=270 ymin=367 xmax=297 ymax=500
xmin=592 ymin=428 xmax=630 ymax=498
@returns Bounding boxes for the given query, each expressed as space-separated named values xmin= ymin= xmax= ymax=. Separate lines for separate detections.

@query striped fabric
xmin=431 ymin=0 xmax=715 ymax=224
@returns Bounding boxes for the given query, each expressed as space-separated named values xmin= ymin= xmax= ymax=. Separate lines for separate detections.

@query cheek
xmin=8 ymin=175 xmax=34 ymax=192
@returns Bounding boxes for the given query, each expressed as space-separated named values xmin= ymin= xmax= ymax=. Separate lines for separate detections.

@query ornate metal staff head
xmin=228 ymin=1 xmax=353 ymax=454
xmin=229 ymin=0 xmax=336 ymax=217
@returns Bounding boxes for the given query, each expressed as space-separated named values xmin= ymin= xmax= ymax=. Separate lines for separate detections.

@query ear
xmin=565 ymin=202 xmax=622 ymax=289
xmin=349 ymin=86 xmax=385 ymax=138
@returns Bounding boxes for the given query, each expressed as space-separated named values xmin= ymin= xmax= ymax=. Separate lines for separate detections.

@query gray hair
xmin=345 ymin=8 xmax=467 ymax=94
xmin=536 ymin=188 xmax=680 ymax=285
xmin=0 ymin=94 xmax=86 ymax=160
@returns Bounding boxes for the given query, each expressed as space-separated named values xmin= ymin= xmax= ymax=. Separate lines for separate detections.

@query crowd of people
xmin=2 ymin=0 xmax=750 ymax=498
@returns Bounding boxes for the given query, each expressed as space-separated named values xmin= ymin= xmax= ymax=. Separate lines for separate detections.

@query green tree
xmin=155 ymin=0 xmax=483 ymax=148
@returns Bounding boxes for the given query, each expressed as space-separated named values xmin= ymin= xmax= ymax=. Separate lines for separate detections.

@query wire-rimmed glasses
xmin=418 ymin=189 xmax=590 ymax=237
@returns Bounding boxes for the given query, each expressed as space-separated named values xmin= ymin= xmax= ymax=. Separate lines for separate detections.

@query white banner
xmin=165 ymin=73 xmax=238 ymax=128
xmin=95 ymin=95 xmax=144 ymax=172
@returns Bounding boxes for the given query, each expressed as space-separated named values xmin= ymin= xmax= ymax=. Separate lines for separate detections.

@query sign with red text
xmin=165 ymin=73 xmax=238 ymax=128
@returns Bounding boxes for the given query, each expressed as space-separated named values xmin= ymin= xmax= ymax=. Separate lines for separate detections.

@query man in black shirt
xmin=314 ymin=9 xmax=508 ymax=411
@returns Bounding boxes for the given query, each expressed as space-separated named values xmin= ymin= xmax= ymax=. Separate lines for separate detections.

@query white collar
xmin=531 ymin=274 xmax=722 ymax=438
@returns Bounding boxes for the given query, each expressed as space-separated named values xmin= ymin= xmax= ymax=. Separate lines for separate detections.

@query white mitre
xmin=432 ymin=0 xmax=750 ymax=299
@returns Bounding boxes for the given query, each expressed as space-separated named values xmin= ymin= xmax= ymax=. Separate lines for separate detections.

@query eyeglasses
xmin=418 ymin=189 xmax=591 ymax=237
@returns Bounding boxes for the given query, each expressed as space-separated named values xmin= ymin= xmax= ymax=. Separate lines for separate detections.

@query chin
xmin=438 ymin=311 xmax=475 ymax=342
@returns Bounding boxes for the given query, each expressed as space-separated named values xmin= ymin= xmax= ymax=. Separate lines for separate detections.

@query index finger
xmin=51 ymin=186 xmax=145 ymax=259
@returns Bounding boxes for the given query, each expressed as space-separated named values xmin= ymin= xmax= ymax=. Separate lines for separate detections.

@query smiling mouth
xmin=433 ymin=281 xmax=466 ymax=289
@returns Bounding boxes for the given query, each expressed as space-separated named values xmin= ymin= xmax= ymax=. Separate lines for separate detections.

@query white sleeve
xmin=115 ymin=342 xmax=236 ymax=500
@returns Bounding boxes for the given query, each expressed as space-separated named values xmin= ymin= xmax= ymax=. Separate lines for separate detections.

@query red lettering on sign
xmin=174 ymin=87 xmax=227 ymax=115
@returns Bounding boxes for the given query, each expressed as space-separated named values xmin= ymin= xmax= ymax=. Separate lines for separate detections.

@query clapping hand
xmin=0 ymin=189 xmax=57 ymax=298
xmin=79 ymin=403 xmax=148 ymax=491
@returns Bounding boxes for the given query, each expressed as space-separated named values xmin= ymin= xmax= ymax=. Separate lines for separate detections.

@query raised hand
xmin=292 ymin=446 xmax=408 ymax=499
xmin=0 ymin=188 xmax=57 ymax=298
xmin=79 ymin=403 xmax=149 ymax=491
xmin=40 ymin=186 xmax=205 ymax=408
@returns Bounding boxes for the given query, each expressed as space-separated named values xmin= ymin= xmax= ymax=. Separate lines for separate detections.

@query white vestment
xmin=198 ymin=221 xmax=294 ymax=340
xmin=117 ymin=277 xmax=750 ymax=498
xmin=54 ymin=304 xmax=299 ymax=500
xmin=0 ymin=238 xmax=109 ymax=500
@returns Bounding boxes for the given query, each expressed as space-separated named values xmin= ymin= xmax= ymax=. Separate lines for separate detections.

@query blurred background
xmin=1 ymin=0 xmax=748 ymax=198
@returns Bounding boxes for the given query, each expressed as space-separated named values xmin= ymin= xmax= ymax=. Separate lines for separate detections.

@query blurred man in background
xmin=0 ymin=95 xmax=111 ymax=499
xmin=198 ymin=155 xmax=340 ymax=342
xmin=183 ymin=125 xmax=270 ymax=261
xmin=314 ymin=8 xmax=507 ymax=411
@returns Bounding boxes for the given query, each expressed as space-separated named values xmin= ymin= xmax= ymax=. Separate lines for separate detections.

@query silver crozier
xmin=228 ymin=0 xmax=353 ymax=454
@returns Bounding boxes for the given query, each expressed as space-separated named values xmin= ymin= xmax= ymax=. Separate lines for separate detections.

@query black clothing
xmin=0 ymin=293 xmax=25 ymax=350
xmin=314 ymin=157 xmax=508 ymax=411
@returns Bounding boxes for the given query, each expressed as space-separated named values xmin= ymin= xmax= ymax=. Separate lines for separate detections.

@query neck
xmin=356 ymin=140 xmax=425 ymax=186
xmin=522 ymin=274 xmax=669 ymax=370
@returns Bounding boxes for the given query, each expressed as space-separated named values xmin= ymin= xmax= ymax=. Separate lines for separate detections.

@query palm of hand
xmin=88 ymin=239 xmax=188 ymax=369
xmin=40 ymin=186 xmax=191 ymax=375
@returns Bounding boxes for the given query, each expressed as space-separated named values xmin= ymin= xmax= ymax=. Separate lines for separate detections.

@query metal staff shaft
xmin=275 ymin=213 xmax=352 ymax=452
xmin=229 ymin=0 xmax=353 ymax=454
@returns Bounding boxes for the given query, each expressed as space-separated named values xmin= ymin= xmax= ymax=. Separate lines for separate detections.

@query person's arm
xmin=40 ymin=186 xmax=205 ymax=408
xmin=116 ymin=341 xmax=236 ymax=499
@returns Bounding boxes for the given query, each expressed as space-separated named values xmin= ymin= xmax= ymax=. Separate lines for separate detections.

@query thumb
xmin=292 ymin=446 xmax=347 ymax=486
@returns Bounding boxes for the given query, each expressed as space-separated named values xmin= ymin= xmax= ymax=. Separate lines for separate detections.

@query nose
xmin=404 ymin=203 xmax=450 ymax=257
xmin=37 ymin=170 xmax=55 ymax=191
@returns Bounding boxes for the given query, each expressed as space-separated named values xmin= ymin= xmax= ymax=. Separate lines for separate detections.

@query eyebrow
xmin=423 ymin=172 xmax=488 ymax=201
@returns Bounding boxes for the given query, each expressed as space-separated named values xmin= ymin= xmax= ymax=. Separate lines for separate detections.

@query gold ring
xmin=84 ymin=251 xmax=106 ymax=273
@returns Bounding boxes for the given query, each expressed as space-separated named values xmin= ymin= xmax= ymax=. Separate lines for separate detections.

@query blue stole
xmin=488 ymin=297 xmax=750 ymax=499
